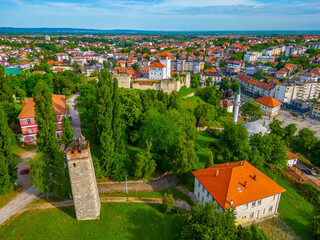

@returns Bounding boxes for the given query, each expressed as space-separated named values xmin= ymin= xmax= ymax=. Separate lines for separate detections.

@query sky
xmin=0 ymin=0 xmax=320 ymax=31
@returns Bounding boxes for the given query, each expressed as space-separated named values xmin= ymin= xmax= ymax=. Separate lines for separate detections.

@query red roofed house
xmin=148 ymin=51 xmax=172 ymax=80
xmin=254 ymin=96 xmax=282 ymax=117
xmin=193 ymin=160 xmax=286 ymax=224
xmin=220 ymin=99 xmax=233 ymax=113
xmin=17 ymin=94 xmax=66 ymax=144
xmin=286 ymin=151 xmax=298 ymax=166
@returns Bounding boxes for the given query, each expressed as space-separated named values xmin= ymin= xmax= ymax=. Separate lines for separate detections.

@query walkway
xmin=175 ymin=186 xmax=199 ymax=203
xmin=66 ymin=93 xmax=82 ymax=139
xmin=0 ymin=185 xmax=41 ymax=225
xmin=15 ymin=196 xmax=191 ymax=217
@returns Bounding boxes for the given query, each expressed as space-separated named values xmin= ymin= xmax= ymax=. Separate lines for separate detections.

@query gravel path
xmin=0 ymin=185 xmax=41 ymax=225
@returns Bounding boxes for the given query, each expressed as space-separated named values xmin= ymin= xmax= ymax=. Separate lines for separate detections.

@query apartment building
xmin=243 ymin=51 xmax=262 ymax=63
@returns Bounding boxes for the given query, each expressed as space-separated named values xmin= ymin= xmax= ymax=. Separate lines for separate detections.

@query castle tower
xmin=233 ymin=85 xmax=241 ymax=123
xmin=159 ymin=51 xmax=171 ymax=79
xmin=65 ymin=137 xmax=100 ymax=220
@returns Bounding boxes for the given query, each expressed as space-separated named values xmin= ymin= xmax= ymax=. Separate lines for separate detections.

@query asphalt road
xmin=66 ymin=92 xmax=82 ymax=139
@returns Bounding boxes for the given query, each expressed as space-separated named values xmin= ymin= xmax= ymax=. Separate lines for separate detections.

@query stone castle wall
xmin=66 ymin=144 xmax=100 ymax=220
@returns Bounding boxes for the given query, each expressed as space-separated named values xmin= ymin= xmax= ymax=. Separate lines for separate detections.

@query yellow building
xmin=312 ymin=104 xmax=320 ymax=118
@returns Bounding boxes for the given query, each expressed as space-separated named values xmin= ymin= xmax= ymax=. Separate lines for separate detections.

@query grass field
xmin=178 ymin=95 xmax=204 ymax=110
xmin=261 ymin=167 xmax=318 ymax=240
xmin=177 ymin=86 xmax=196 ymax=98
xmin=195 ymin=131 xmax=219 ymax=169
xmin=0 ymin=203 xmax=183 ymax=240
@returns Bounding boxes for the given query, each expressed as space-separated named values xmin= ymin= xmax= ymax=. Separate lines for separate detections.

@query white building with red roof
xmin=193 ymin=160 xmax=286 ymax=224
xmin=254 ymin=96 xmax=282 ymax=117
xmin=148 ymin=51 xmax=172 ymax=80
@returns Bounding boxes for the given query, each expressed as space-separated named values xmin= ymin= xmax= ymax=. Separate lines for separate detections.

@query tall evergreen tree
xmin=62 ymin=116 xmax=74 ymax=144
xmin=0 ymin=65 xmax=14 ymax=121
xmin=205 ymin=151 xmax=214 ymax=168
xmin=112 ymin=77 xmax=124 ymax=154
xmin=33 ymin=80 xmax=60 ymax=157
xmin=0 ymin=108 xmax=17 ymax=195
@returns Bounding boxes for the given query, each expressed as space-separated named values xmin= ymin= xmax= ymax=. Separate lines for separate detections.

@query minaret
xmin=233 ymin=85 xmax=241 ymax=123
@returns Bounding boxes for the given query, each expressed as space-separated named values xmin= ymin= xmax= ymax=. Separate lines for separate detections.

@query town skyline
xmin=1 ymin=0 xmax=320 ymax=31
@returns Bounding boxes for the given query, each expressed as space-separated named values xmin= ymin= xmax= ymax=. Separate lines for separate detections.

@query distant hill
xmin=0 ymin=27 xmax=319 ymax=35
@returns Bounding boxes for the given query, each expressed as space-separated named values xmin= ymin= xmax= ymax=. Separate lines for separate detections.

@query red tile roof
xmin=149 ymin=62 xmax=165 ymax=68
xmin=158 ymin=51 xmax=172 ymax=57
xmin=192 ymin=160 xmax=286 ymax=209
xmin=18 ymin=94 xmax=66 ymax=119
xmin=254 ymin=96 xmax=282 ymax=108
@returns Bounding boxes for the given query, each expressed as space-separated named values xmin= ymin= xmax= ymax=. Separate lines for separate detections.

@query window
xmin=252 ymin=201 xmax=256 ymax=208
xmin=27 ymin=119 xmax=31 ymax=124
xmin=257 ymin=199 xmax=262 ymax=206
xmin=202 ymin=185 xmax=205 ymax=192
xmin=249 ymin=212 xmax=254 ymax=219
xmin=202 ymin=196 xmax=204 ymax=203
xmin=207 ymin=191 xmax=209 ymax=198
xmin=268 ymin=206 xmax=273 ymax=213
xmin=197 ymin=192 xmax=200 ymax=198
xmin=273 ymin=195 xmax=276 ymax=201
xmin=244 ymin=203 xmax=248 ymax=209
xmin=29 ymin=128 xmax=33 ymax=134
xmin=198 ymin=181 xmax=201 ymax=187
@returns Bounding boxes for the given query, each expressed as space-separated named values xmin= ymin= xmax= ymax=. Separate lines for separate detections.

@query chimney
xmin=215 ymin=170 xmax=219 ymax=177
xmin=230 ymin=199 xmax=233 ymax=206
xmin=240 ymin=161 xmax=244 ymax=166
xmin=244 ymin=181 xmax=247 ymax=188
xmin=253 ymin=174 xmax=257 ymax=181
xmin=226 ymin=162 xmax=229 ymax=166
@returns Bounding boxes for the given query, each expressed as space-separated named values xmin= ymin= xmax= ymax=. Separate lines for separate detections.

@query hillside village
xmin=1 ymin=32 xmax=320 ymax=240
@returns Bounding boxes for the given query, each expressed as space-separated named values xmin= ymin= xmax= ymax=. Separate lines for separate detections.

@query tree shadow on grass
xmin=126 ymin=203 xmax=182 ymax=240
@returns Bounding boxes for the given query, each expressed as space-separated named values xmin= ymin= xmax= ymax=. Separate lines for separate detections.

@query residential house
xmin=220 ymin=100 xmax=233 ymax=113
xmin=55 ymin=53 xmax=69 ymax=61
xmin=17 ymin=95 xmax=66 ymax=144
xmin=286 ymin=151 xmax=298 ymax=167
xmin=193 ymin=161 xmax=286 ymax=224
xmin=243 ymin=52 xmax=262 ymax=63
xmin=254 ymin=96 xmax=282 ymax=117
xmin=225 ymin=61 xmax=242 ymax=75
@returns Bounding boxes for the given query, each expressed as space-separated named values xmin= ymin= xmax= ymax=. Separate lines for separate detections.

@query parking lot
xmin=257 ymin=109 xmax=320 ymax=138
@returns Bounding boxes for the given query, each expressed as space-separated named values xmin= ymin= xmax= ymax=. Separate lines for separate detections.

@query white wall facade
xmin=149 ymin=67 xmax=165 ymax=80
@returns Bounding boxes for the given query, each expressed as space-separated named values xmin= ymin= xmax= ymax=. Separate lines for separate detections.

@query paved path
xmin=175 ymin=186 xmax=199 ymax=203
xmin=16 ymin=149 xmax=36 ymax=190
xmin=66 ymin=93 xmax=81 ymax=139
xmin=0 ymin=185 xmax=41 ymax=225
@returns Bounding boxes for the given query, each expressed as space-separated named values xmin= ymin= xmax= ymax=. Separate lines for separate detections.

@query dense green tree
xmin=194 ymin=103 xmax=216 ymax=121
xmin=269 ymin=119 xmax=284 ymax=137
xmin=181 ymin=201 xmax=237 ymax=240
xmin=237 ymin=224 xmax=268 ymax=240
xmin=162 ymin=193 xmax=175 ymax=214
xmin=293 ymin=128 xmax=317 ymax=157
xmin=220 ymin=77 xmax=231 ymax=92
xmin=241 ymin=99 xmax=263 ymax=122
xmin=205 ymin=77 xmax=213 ymax=86
xmin=62 ymin=116 xmax=74 ymax=144
xmin=33 ymin=80 xmax=60 ymax=157
xmin=0 ymin=65 xmax=14 ymax=120
xmin=311 ymin=215 xmax=320 ymax=240
xmin=205 ymin=150 xmax=214 ymax=168
xmin=0 ymin=108 xmax=17 ymax=195
xmin=134 ymin=140 xmax=156 ymax=179
xmin=119 ymin=88 xmax=143 ymax=127
xmin=191 ymin=74 xmax=201 ymax=88
xmin=283 ymin=123 xmax=297 ymax=145
xmin=217 ymin=122 xmax=250 ymax=163
xmin=311 ymin=141 xmax=320 ymax=167
xmin=231 ymin=80 xmax=240 ymax=93
xmin=249 ymin=133 xmax=288 ymax=169
xmin=172 ymin=134 xmax=198 ymax=180
xmin=197 ymin=86 xmax=222 ymax=107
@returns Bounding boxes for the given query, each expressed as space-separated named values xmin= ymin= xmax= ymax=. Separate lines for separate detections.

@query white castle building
xmin=148 ymin=51 xmax=172 ymax=80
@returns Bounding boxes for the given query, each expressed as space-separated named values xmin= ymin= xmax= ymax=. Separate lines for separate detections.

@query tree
xmin=162 ymin=193 xmax=174 ymax=214
xmin=0 ymin=108 xmax=17 ymax=195
xmin=119 ymin=89 xmax=142 ymax=127
xmin=194 ymin=103 xmax=216 ymax=121
xmin=205 ymin=77 xmax=213 ymax=86
xmin=191 ymin=74 xmax=201 ymax=88
xmin=311 ymin=215 xmax=320 ymax=240
xmin=311 ymin=141 xmax=320 ymax=167
xmin=269 ymin=119 xmax=284 ymax=137
xmin=0 ymin=65 xmax=14 ymax=120
xmin=237 ymin=224 xmax=268 ymax=240
xmin=62 ymin=116 xmax=74 ymax=144
xmin=134 ymin=140 xmax=156 ymax=179
xmin=220 ymin=77 xmax=231 ymax=92
xmin=217 ymin=122 xmax=250 ymax=163
xmin=197 ymin=86 xmax=222 ymax=107
xmin=205 ymin=151 xmax=214 ymax=168
xmin=283 ymin=123 xmax=297 ymax=145
xmin=241 ymin=99 xmax=263 ymax=122
xmin=33 ymin=80 xmax=60 ymax=157
xmin=173 ymin=134 xmax=198 ymax=181
xmin=72 ymin=61 xmax=81 ymax=74
xmin=231 ymin=80 xmax=240 ymax=93
xmin=249 ymin=133 xmax=288 ymax=169
xmin=181 ymin=201 xmax=237 ymax=240
xmin=293 ymin=128 xmax=317 ymax=157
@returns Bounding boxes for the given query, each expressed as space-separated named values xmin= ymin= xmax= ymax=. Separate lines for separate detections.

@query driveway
xmin=16 ymin=149 xmax=36 ymax=190
xmin=66 ymin=93 xmax=82 ymax=139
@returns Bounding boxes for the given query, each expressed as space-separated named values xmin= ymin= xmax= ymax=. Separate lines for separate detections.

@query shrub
xmin=162 ymin=193 xmax=174 ymax=214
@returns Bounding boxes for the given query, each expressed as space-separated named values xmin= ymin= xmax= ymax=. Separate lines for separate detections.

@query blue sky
xmin=0 ymin=0 xmax=319 ymax=30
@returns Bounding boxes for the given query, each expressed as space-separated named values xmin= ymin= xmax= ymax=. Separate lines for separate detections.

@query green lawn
xmin=261 ymin=167 xmax=318 ymax=240
xmin=0 ymin=187 xmax=22 ymax=209
xmin=0 ymin=203 xmax=183 ymax=240
xmin=177 ymin=86 xmax=195 ymax=98
xmin=178 ymin=95 xmax=204 ymax=110
xmin=195 ymin=131 xmax=219 ymax=169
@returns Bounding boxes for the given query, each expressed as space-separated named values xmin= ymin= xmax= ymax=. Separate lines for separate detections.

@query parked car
xmin=68 ymin=116 xmax=72 ymax=121
xmin=302 ymin=169 xmax=313 ymax=175
xmin=290 ymin=112 xmax=295 ymax=115
xmin=20 ymin=168 xmax=30 ymax=174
